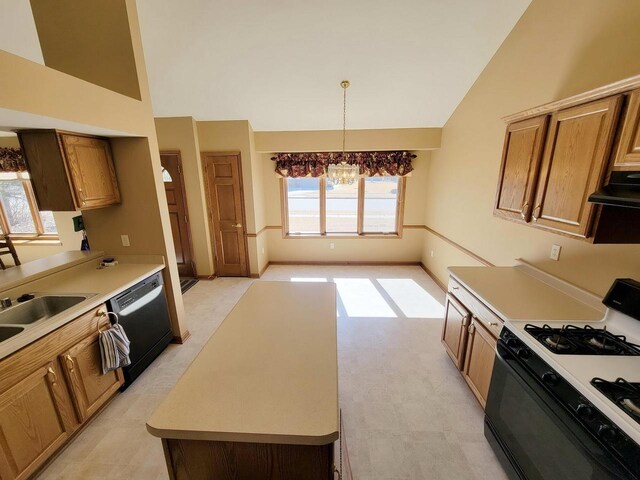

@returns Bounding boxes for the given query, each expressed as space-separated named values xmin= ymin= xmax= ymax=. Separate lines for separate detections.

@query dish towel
xmin=99 ymin=323 xmax=131 ymax=374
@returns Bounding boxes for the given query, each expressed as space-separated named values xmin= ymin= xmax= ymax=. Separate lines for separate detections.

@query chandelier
xmin=327 ymin=80 xmax=359 ymax=185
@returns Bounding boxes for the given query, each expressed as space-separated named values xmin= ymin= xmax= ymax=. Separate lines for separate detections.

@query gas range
xmin=524 ymin=323 xmax=640 ymax=356
xmin=485 ymin=279 xmax=640 ymax=480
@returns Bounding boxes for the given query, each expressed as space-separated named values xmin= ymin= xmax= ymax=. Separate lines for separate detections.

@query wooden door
xmin=201 ymin=153 xmax=249 ymax=277
xmin=463 ymin=319 xmax=497 ymax=410
xmin=60 ymin=134 xmax=121 ymax=209
xmin=441 ymin=294 xmax=471 ymax=370
xmin=494 ymin=116 xmax=548 ymax=222
xmin=160 ymin=152 xmax=196 ymax=278
xmin=59 ymin=333 xmax=124 ymax=423
xmin=613 ymin=89 xmax=640 ymax=169
xmin=0 ymin=362 xmax=75 ymax=480
xmin=531 ymin=96 xmax=622 ymax=238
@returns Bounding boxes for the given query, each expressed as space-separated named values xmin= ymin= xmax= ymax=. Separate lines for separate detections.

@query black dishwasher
xmin=107 ymin=272 xmax=172 ymax=389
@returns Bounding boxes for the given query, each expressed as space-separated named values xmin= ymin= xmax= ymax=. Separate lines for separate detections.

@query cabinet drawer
xmin=448 ymin=278 xmax=503 ymax=338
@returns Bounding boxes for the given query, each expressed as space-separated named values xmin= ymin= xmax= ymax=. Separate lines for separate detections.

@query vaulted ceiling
xmin=2 ymin=0 xmax=531 ymax=131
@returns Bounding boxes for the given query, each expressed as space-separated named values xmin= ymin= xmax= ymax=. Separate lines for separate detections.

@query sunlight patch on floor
xmin=334 ymin=278 xmax=397 ymax=318
xmin=290 ymin=277 xmax=329 ymax=282
xmin=377 ymin=278 xmax=445 ymax=319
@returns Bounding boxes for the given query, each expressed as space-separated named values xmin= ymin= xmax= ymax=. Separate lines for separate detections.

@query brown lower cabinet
xmin=441 ymin=278 xmax=501 ymax=410
xmin=0 ymin=305 xmax=123 ymax=480
xmin=462 ymin=319 xmax=497 ymax=409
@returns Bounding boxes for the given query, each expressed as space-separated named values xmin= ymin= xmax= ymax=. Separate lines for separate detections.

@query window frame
xmin=280 ymin=176 xmax=406 ymax=238
xmin=0 ymin=175 xmax=59 ymax=240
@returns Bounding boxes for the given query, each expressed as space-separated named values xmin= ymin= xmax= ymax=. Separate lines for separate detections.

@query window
xmin=282 ymin=176 xmax=404 ymax=236
xmin=0 ymin=172 xmax=58 ymax=238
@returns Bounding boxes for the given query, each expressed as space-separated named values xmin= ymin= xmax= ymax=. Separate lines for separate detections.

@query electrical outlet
xmin=430 ymin=250 xmax=434 ymax=258
xmin=329 ymin=242 xmax=335 ymax=250
xmin=121 ymin=234 xmax=130 ymax=247
xmin=550 ymin=244 xmax=561 ymax=261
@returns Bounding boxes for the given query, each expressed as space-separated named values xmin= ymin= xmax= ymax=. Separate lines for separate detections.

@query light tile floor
xmin=39 ymin=266 xmax=507 ymax=480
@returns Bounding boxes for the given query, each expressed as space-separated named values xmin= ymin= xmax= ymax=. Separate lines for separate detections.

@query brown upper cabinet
xmin=494 ymin=116 xmax=548 ymax=223
xmin=613 ymin=88 xmax=640 ymax=169
xmin=531 ymin=96 xmax=621 ymax=238
xmin=18 ymin=130 xmax=121 ymax=211
xmin=496 ymin=75 xmax=640 ymax=243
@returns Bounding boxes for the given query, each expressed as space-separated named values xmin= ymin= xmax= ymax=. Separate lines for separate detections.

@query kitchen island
xmin=147 ymin=280 xmax=339 ymax=480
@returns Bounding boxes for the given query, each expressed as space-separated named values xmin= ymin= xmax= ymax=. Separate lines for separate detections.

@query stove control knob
xmin=516 ymin=347 xmax=531 ymax=359
xmin=506 ymin=338 xmax=520 ymax=348
xmin=542 ymin=372 xmax=559 ymax=385
xmin=576 ymin=404 xmax=594 ymax=419
xmin=597 ymin=424 xmax=617 ymax=441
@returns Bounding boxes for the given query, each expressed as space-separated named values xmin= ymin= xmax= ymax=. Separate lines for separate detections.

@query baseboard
xmin=172 ymin=330 xmax=191 ymax=344
xmin=197 ymin=274 xmax=216 ymax=280
xmin=420 ymin=263 xmax=447 ymax=292
xmin=268 ymin=261 xmax=423 ymax=266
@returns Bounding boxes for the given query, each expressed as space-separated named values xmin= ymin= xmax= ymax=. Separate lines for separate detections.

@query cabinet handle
xmin=489 ymin=321 xmax=499 ymax=327
xmin=47 ymin=367 xmax=57 ymax=384
xmin=532 ymin=204 xmax=542 ymax=221
xmin=520 ymin=202 xmax=529 ymax=220
xmin=65 ymin=354 xmax=75 ymax=371
xmin=452 ymin=286 xmax=459 ymax=290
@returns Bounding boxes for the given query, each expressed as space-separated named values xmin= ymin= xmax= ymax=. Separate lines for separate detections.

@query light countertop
xmin=0 ymin=253 xmax=165 ymax=360
xmin=448 ymin=266 xmax=604 ymax=323
xmin=0 ymin=250 xmax=104 ymax=292
xmin=147 ymin=280 xmax=339 ymax=446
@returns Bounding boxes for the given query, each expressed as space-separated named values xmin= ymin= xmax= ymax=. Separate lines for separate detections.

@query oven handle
xmin=490 ymin=341 xmax=638 ymax=480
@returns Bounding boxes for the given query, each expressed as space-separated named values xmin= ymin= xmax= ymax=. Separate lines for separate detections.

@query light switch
xmin=121 ymin=234 xmax=130 ymax=247
xmin=329 ymin=242 xmax=335 ymax=249
xmin=550 ymin=244 xmax=561 ymax=261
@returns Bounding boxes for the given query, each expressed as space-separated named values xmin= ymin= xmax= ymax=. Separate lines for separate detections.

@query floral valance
xmin=272 ymin=151 xmax=415 ymax=178
xmin=0 ymin=147 xmax=27 ymax=173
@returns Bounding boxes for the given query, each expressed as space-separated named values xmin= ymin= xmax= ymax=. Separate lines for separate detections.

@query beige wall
xmin=1 ymin=1 xmax=188 ymax=339
xmin=421 ymin=0 xmax=640 ymax=296
xmin=254 ymin=128 xmax=441 ymax=152
xmin=155 ymin=117 xmax=213 ymax=276
xmin=262 ymin=150 xmax=430 ymax=263
xmin=30 ymin=0 xmax=141 ymax=99
xmin=196 ymin=120 xmax=262 ymax=274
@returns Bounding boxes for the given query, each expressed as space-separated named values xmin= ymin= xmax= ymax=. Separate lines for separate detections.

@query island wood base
xmin=161 ymin=438 xmax=335 ymax=480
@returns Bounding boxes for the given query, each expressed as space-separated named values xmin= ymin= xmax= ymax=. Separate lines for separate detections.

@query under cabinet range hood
xmin=589 ymin=171 xmax=640 ymax=208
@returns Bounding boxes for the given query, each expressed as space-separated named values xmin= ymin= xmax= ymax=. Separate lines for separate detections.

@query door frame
xmin=160 ymin=150 xmax=197 ymax=278
xmin=201 ymin=151 xmax=250 ymax=277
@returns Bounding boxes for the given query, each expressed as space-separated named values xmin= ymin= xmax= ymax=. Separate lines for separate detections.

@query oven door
xmin=485 ymin=342 xmax=636 ymax=480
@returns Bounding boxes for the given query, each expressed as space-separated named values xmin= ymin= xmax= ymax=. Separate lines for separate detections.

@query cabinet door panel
xmin=494 ymin=116 xmax=548 ymax=222
xmin=61 ymin=135 xmax=120 ymax=209
xmin=613 ymin=89 xmax=640 ymax=168
xmin=441 ymin=294 xmax=470 ymax=370
xmin=60 ymin=334 xmax=123 ymax=422
xmin=0 ymin=362 xmax=74 ymax=480
xmin=463 ymin=320 xmax=496 ymax=410
xmin=532 ymin=96 xmax=622 ymax=238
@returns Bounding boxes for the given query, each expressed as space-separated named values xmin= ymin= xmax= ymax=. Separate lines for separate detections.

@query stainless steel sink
xmin=0 ymin=325 xmax=24 ymax=342
xmin=0 ymin=293 xmax=96 ymax=335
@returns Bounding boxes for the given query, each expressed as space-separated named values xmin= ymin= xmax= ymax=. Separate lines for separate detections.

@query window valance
xmin=0 ymin=148 xmax=27 ymax=173
xmin=272 ymin=151 xmax=415 ymax=178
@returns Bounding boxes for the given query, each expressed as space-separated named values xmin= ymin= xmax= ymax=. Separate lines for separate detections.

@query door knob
xmin=233 ymin=223 xmax=243 ymax=228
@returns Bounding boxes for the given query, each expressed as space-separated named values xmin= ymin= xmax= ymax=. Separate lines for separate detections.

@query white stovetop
xmin=507 ymin=311 xmax=640 ymax=445
xmin=449 ymin=261 xmax=640 ymax=446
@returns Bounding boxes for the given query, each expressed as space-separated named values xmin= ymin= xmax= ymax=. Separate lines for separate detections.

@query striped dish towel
xmin=99 ymin=323 xmax=131 ymax=374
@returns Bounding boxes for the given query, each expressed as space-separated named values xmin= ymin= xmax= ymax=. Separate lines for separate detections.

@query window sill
xmin=11 ymin=238 xmax=62 ymax=247
xmin=284 ymin=233 xmax=401 ymax=239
